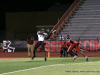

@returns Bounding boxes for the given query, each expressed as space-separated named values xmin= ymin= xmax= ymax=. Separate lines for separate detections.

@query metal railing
xmin=49 ymin=0 xmax=83 ymax=39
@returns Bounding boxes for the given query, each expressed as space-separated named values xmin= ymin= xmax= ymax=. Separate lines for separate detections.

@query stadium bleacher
xmin=55 ymin=0 xmax=100 ymax=40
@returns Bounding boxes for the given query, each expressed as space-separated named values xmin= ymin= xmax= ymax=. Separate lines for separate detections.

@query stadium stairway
xmin=55 ymin=0 xmax=100 ymax=41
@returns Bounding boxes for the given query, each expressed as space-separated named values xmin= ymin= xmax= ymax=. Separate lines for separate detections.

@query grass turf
xmin=0 ymin=57 xmax=100 ymax=75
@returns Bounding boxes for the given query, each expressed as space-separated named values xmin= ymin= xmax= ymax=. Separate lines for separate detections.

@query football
xmin=52 ymin=30 xmax=56 ymax=34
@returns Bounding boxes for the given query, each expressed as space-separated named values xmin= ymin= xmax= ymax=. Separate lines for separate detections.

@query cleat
xmin=45 ymin=58 xmax=47 ymax=61
xmin=31 ymin=56 xmax=34 ymax=60
xmin=34 ymin=55 xmax=36 ymax=57
xmin=86 ymin=58 xmax=88 ymax=61
xmin=85 ymin=56 xmax=88 ymax=61
xmin=73 ymin=55 xmax=77 ymax=61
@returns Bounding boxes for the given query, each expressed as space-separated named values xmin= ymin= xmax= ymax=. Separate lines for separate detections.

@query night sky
xmin=0 ymin=0 xmax=74 ymax=31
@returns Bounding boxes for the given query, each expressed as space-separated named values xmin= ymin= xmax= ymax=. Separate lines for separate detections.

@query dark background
xmin=0 ymin=0 xmax=74 ymax=31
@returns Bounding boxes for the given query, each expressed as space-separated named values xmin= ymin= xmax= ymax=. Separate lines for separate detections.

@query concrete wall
xmin=6 ymin=11 xmax=65 ymax=40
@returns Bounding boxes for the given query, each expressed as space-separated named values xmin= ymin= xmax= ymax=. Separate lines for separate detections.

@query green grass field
xmin=0 ymin=57 xmax=100 ymax=75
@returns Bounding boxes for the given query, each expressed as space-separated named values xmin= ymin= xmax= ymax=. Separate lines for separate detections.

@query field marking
xmin=0 ymin=61 xmax=100 ymax=75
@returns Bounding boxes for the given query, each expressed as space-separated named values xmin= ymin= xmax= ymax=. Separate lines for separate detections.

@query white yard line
xmin=0 ymin=61 xmax=100 ymax=75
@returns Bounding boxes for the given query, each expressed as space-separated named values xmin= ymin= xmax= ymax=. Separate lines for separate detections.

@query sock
xmin=85 ymin=56 xmax=88 ymax=58
xmin=74 ymin=55 xmax=77 ymax=58
xmin=34 ymin=51 xmax=36 ymax=57
xmin=45 ymin=57 xmax=47 ymax=61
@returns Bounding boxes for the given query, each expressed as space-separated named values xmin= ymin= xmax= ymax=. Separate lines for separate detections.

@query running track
xmin=0 ymin=52 xmax=100 ymax=59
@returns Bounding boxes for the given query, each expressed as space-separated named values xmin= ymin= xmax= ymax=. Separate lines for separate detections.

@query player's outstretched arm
xmin=38 ymin=31 xmax=45 ymax=35
xmin=70 ymin=40 xmax=74 ymax=44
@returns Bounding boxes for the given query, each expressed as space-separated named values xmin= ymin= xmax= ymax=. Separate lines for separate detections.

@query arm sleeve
xmin=43 ymin=33 xmax=48 ymax=36
xmin=37 ymin=31 xmax=40 ymax=35
xmin=70 ymin=40 xmax=74 ymax=44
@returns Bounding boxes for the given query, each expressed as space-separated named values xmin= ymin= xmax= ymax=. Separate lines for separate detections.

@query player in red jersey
xmin=64 ymin=40 xmax=88 ymax=61
xmin=64 ymin=41 xmax=78 ymax=57
xmin=64 ymin=41 xmax=71 ymax=48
